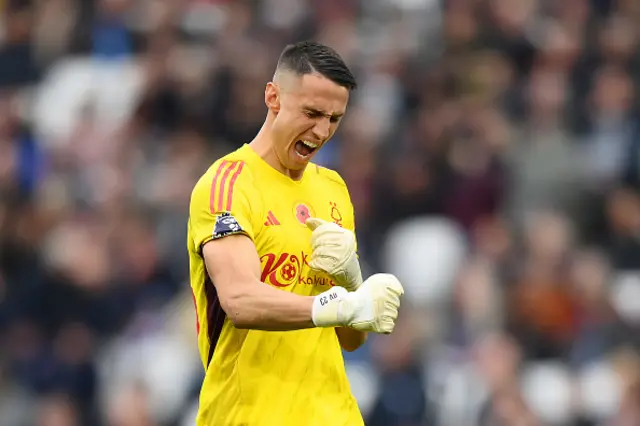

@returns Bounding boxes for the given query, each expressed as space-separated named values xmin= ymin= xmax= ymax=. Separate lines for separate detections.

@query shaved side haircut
xmin=274 ymin=41 xmax=357 ymax=91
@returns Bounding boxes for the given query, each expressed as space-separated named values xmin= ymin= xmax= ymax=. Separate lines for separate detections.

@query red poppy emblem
xmin=296 ymin=204 xmax=311 ymax=225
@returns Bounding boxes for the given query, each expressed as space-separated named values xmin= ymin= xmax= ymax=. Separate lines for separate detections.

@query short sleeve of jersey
xmin=189 ymin=159 xmax=261 ymax=251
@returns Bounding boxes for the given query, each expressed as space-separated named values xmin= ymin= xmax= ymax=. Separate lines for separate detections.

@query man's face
xmin=266 ymin=73 xmax=349 ymax=171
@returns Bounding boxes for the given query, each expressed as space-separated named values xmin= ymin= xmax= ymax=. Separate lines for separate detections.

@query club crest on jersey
xmin=294 ymin=202 xmax=315 ymax=225
xmin=329 ymin=202 xmax=343 ymax=227
xmin=213 ymin=212 xmax=243 ymax=239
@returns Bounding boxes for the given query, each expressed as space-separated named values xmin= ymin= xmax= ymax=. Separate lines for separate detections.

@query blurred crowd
xmin=1 ymin=0 xmax=640 ymax=425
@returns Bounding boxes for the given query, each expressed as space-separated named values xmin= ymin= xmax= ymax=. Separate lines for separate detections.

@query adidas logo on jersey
xmin=264 ymin=211 xmax=281 ymax=226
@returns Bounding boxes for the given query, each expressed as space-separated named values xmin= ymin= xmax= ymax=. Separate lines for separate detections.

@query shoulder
xmin=312 ymin=164 xmax=348 ymax=190
xmin=200 ymin=149 xmax=258 ymax=190
xmin=191 ymin=149 xmax=258 ymax=209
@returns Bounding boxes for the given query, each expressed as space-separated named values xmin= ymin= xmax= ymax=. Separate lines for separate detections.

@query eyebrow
xmin=304 ymin=107 xmax=344 ymax=119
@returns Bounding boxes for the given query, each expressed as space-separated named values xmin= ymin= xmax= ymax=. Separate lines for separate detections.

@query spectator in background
xmin=508 ymin=210 xmax=576 ymax=360
xmin=0 ymin=0 xmax=40 ymax=87
xmin=35 ymin=392 xmax=81 ymax=426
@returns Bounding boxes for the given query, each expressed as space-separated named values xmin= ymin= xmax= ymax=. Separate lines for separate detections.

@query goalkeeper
xmin=187 ymin=41 xmax=404 ymax=426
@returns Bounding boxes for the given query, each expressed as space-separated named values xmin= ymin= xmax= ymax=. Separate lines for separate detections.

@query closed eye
xmin=304 ymin=109 xmax=343 ymax=123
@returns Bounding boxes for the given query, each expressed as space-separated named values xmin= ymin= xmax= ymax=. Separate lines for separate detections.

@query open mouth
xmin=294 ymin=140 xmax=319 ymax=158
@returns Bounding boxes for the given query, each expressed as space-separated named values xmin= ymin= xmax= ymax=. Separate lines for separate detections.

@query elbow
xmin=341 ymin=344 xmax=360 ymax=353
xmin=230 ymin=318 xmax=253 ymax=330
xmin=341 ymin=339 xmax=365 ymax=352
xmin=220 ymin=291 xmax=256 ymax=329
xmin=337 ymin=328 xmax=368 ymax=352
xmin=229 ymin=314 xmax=254 ymax=330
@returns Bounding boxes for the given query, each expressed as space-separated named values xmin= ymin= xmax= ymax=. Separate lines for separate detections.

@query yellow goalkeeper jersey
xmin=187 ymin=144 xmax=364 ymax=426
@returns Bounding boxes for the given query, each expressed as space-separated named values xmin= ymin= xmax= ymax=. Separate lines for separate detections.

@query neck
xmin=249 ymin=119 xmax=306 ymax=181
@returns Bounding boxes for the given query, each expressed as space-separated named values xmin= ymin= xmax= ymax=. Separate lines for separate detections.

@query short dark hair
xmin=276 ymin=41 xmax=357 ymax=91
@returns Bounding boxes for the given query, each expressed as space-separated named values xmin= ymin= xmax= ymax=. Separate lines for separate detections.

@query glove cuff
xmin=311 ymin=287 xmax=349 ymax=327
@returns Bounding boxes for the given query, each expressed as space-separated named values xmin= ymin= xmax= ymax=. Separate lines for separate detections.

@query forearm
xmin=336 ymin=327 xmax=367 ymax=352
xmin=223 ymin=280 xmax=316 ymax=331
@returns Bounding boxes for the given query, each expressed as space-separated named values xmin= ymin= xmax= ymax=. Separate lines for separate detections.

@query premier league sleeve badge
xmin=212 ymin=212 xmax=244 ymax=239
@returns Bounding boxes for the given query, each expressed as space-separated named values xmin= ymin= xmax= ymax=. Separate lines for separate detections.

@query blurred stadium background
xmin=1 ymin=0 xmax=640 ymax=425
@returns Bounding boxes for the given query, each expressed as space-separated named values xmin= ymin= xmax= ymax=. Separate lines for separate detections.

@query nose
xmin=312 ymin=118 xmax=330 ymax=141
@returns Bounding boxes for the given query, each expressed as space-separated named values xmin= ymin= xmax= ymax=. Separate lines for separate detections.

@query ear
xmin=265 ymin=82 xmax=280 ymax=113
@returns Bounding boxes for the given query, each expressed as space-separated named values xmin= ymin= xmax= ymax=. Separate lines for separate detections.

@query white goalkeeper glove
xmin=311 ymin=273 xmax=404 ymax=334
xmin=305 ymin=217 xmax=363 ymax=291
